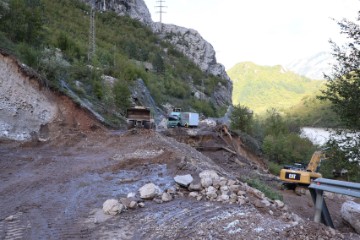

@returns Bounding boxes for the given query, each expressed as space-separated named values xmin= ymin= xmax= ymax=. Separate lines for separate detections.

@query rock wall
xmin=0 ymin=53 xmax=57 ymax=141
xmin=152 ymin=23 xmax=232 ymax=107
xmin=81 ymin=0 xmax=152 ymax=25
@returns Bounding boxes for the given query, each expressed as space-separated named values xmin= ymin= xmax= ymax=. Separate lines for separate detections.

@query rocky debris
xmin=174 ymin=174 xmax=193 ymax=187
xmin=102 ymin=199 xmax=124 ymax=216
xmin=341 ymin=201 xmax=360 ymax=234
xmin=161 ymin=192 xmax=173 ymax=202
xmin=188 ymin=182 xmax=202 ymax=191
xmin=139 ymin=183 xmax=162 ymax=199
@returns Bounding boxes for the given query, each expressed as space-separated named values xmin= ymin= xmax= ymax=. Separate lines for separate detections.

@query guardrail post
xmin=314 ymin=189 xmax=323 ymax=223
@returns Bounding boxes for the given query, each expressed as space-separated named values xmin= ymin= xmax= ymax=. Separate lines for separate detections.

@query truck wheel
xmin=144 ymin=122 xmax=150 ymax=129
xmin=127 ymin=121 xmax=135 ymax=129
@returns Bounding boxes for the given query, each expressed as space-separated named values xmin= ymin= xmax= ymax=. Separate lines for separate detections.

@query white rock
xmin=201 ymin=177 xmax=213 ymax=188
xmin=5 ymin=215 xmax=15 ymax=221
xmin=174 ymin=174 xmax=193 ymax=187
xmin=129 ymin=201 xmax=137 ymax=209
xmin=139 ymin=183 xmax=161 ymax=199
xmin=161 ymin=192 xmax=173 ymax=202
xmin=199 ymin=170 xmax=219 ymax=181
xmin=127 ymin=192 xmax=136 ymax=198
xmin=138 ymin=202 xmax=145 ymax=208
xmin=188 ymin=182 xmax=202 ymax=191
xmin=220 ymin=185 xmax=229 ymax=193
xmin=341 ymin=201 xmax=360 ymax=234
xmin=275 ymin=200 xmax=285 ymax=208
xmin=102 ymin=199 xmax=123 ymax=216
xmin=219 ymin=194 xmax=230 ymax=202
xmin=189 ymin=192 xmax=199 ymax=198
xmin=206 ymin=186 xmax=218 ymax=199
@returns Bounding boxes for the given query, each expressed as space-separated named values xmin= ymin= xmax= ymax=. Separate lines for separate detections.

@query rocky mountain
xmin=286 ymin=52 xmax=335 ymax=80
xmin=80 ymin=0 xmax=232 ymax=108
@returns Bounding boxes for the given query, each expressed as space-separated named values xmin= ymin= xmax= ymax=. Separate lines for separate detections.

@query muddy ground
xmin=0 ymin=127 xmax=359 ymax=240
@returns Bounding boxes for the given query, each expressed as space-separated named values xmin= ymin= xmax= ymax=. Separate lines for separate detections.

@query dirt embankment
xmin=0 ymin=51 xmax=359 ymax=239
xmin=0 ymin=50 xmax=105 ymax=142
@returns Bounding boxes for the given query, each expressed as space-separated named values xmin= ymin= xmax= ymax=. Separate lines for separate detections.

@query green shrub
xmin=268 ymin=161 xmax=283 ymax=176
xmin=246 ymin=178 xmax=283 ymax=200
xmin=230 ymin=104 xmax=254 ymax=134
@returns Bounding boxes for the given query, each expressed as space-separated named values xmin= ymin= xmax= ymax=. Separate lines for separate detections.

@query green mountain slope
xmin=0 ymin=0 xmax=227 ymax=127
xmin=228 ymin=62 xmax=325 ymax=114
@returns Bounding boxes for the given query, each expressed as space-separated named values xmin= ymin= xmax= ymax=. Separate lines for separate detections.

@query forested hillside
xmin=228 ymin=62 xmax=324 ymax=114
xmin=0 ymin=0 xmax=228 ymax=127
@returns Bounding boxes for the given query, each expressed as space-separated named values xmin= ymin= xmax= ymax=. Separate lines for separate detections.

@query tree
xmin=230 ymin=104 xmax=253 ymax=134
xmin=318 ymin=12 xmax=360 ymax=181
xmin=0 ymin=0 xmax=44 ymax=46
xmin=318 ymin=14 xmax=360 ymax=129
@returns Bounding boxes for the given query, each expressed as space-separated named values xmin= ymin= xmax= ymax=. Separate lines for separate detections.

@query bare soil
xmin=0 ymin=125 xmax=359 ymax=239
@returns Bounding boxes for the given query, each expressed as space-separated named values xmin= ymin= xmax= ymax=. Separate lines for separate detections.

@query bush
xmin=262 ymin=133 xmax=316 ymax=165
xmin=246 ymin=178 xmax=283 ymax=200
xmin=230 ymin=104 xmax=254 ymax=134
xmin=268 ymin=161 xmax=283 ymax=176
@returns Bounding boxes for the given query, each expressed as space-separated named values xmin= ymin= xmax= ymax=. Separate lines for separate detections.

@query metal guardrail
xmin=308 ymin=178 xmax=360 ymax=228
xmin=309 ymin=178 xmax=360 ymax=197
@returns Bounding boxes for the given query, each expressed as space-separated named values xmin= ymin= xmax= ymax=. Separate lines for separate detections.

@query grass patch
xmin=246 ymin=178 xmax=283 ymax=201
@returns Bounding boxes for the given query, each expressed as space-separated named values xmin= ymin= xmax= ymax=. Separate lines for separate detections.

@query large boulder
xmin=174 ymin=174 xmax=193 ymax=187
xmin=199 ymin=170 xmax=219 ymax=181
xmin=139 ymin=183 xmax=161 ymax=199
xmin=102 ymin=199 xmax=124 ymax=216
xmin=341 ymin=201 xmax=360 ymax=234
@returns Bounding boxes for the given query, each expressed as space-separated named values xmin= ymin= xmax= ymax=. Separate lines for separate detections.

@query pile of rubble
xmin=102 ymin=170 xmax=301 ymax=223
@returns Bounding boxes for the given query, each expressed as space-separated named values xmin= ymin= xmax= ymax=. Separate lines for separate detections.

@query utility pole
xmin=155 ymin=0 xmax=166 ymax=23
xmin=88 ymin=6 xmax=96 ymax=62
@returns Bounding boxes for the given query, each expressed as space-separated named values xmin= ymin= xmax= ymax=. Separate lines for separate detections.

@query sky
xmin=143 ymin=0 xmax=360 ymax=70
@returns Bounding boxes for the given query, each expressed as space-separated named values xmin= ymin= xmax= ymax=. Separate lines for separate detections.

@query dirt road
xmin=0 ymin=128 xmax=359 ymax=239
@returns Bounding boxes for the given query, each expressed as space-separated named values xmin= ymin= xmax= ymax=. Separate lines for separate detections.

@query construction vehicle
xmin=126 ymin=106 xmax=155 ymax=129
xmin=167 ymin=108 xmax=182 ymax=128
xmin=279 ymin=151 xmax=326 ymax=194
xmin=167 ymin=108 xmax=199 ymax=128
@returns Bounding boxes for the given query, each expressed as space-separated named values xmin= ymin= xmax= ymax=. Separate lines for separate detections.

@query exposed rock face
xmin=153 ymin=23 xmax=232 ymax=108
xmin=81 ymin=0 xmax=152 ymax=25
xmin=0 ymin=53 xmax=57 ymax=141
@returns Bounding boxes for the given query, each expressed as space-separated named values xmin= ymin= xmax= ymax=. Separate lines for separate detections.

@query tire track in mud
xmin=0 ymin=212 xmax=30 ymax=240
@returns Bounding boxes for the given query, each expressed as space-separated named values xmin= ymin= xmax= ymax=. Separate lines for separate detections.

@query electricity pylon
xmin=88 ymin=7 xmax=96 ymax=62
xmin=155 ymin=0 xmax=166 ymax=23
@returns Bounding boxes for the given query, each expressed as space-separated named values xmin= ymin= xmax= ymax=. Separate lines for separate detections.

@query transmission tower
xmin=155 ymin=0 xmax=167 ymax=23
xmin=88 ymin=7 xmax=96 ymax=62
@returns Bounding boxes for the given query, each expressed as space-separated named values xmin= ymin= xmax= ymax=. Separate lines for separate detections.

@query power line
xmin=155 ymin=0 xmax=167 ymax=23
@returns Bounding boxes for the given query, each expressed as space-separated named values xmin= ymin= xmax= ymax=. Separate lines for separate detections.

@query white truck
xmin=180 ymin=112 xmax=199 ymax=127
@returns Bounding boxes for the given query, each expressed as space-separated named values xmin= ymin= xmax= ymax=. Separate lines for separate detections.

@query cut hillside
xmin=0 ymin=0 xmax=231 ymax=126
xmin=228 ymin=62 xmax=325 ymax=114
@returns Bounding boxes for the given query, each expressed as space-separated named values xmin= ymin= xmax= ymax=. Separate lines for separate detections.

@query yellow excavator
xmin=279 ymin=151 xmax=326 ymax=194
